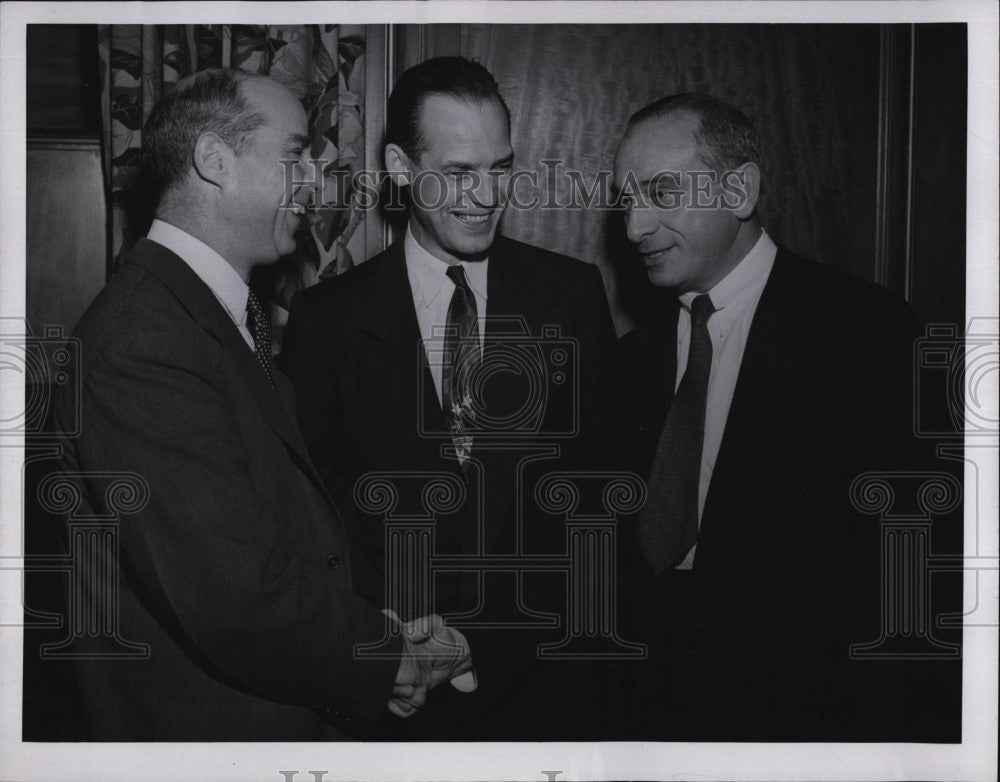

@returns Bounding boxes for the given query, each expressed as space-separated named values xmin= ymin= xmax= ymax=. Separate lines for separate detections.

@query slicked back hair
xmin=386 ymin=56 xmax=511 ymax=162
xmin=142 ymin=68 xmax=269 ymax=197
xmin=627 ymin=92 xmax=763 ymax=175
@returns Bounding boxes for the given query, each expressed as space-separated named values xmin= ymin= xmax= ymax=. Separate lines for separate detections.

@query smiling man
xmin=281 ymin=57 xmax=616 ymax=739
xmin=598 ymin=92 xmax=961 ymax=741
xmin=48 ymin=69 xmax=472 ymax=741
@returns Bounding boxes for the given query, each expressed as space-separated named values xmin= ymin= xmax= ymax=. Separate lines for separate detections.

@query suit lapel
xmin=128 ymin=240 xmax=315 ymax=463
xmin=484 ymin=237 xmax=549 ymax=336
xmin=474 ymin=244 xmax=544 ymax=555
xmin=697 ymin=249 xmax=799 ymax=563
xmin=347 ymin=241 xmax=455 ymax=473
xmin=479 ymin=238 xmax=551 ymax=449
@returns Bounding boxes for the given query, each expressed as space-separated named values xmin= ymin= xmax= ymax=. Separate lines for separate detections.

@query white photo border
xmin=1 ymin=2 xmax=997 ymax=780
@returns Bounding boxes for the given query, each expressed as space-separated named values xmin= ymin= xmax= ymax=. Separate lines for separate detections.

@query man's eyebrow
xmin=287 ymin=133 xmax=310 ymax=148
xmin=439 ymin=154 xmax=515 ymax=170
xmin=640 ymin=173 xmax=683 ymax=187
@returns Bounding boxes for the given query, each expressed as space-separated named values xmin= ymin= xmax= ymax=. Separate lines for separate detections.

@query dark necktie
xmin=442 ymin=265 xmax=480 ymax=466
xmin=246 ymin=290 xmax=274 ymax=385
xmin=638 ymin=293 xmax=716 ymax=573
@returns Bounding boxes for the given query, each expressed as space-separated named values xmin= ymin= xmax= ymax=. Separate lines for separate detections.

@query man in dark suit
xmin=281 ymin=57 xmax=617 ymax=739
xmin=599 ymin=93 xmax=962 ymax=741
xmin=49 ymin=68 xmax=470 ymax=741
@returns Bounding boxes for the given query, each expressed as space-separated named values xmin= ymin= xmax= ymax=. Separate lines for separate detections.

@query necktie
xmin=246 ymin=290 xmax=274 ymax=386
xmin=638 ymin=293 xmax=716 ymax=573
xmin=442 ymin=265 xmax=480 ymax=466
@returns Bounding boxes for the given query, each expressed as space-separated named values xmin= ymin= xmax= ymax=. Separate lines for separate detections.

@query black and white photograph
xmin=1 ymin=1 xmax=997 ymax=780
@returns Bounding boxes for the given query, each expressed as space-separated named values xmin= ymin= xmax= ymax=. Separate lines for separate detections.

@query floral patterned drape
xmin=98 ymin=24 xmax=369 ymax=341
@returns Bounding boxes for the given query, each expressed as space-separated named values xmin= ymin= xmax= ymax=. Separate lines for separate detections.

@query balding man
xmin=598 ymin=93 xmax=961 ymax=741
xmin=50 ymin=69 xmax=468 ymax=741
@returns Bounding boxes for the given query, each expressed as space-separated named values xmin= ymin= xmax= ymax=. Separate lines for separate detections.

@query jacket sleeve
xmin=74 ymin=319 xmax=400 ymax=727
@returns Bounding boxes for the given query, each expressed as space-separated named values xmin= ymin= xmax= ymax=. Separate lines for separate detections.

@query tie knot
xmin=690 ymin=294 xmax=715 ymax=329
xmin=446 ymin=264 xmax=469 ymax=288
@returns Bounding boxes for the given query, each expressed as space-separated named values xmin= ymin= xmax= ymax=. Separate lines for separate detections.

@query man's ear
xmin=192 ymin=132 xmax=233 ymax=189
xmin=384 ymin=143 xmax=414 ymax=187
xmin=726 ymin=162 xmax=761 ymax=220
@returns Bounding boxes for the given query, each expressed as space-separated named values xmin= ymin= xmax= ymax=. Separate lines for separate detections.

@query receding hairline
xmin=615 ymin=108 xmax=705 ymax=172
xmin=623 ymin=105 xmax=702 ymax=144
xmin=229 ymin=73 xmax=307 ymax=142
xmin=409 ymin=92 xmax=511 ymax=158
xmin=145 ymin=69 xmax=299 ymax=201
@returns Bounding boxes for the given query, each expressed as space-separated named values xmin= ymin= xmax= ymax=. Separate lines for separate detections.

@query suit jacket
xmin=594 ymin=247 xmax=962 ymax=741
xmin=50 ymin=239 xmax=400 ymax=741
xmin=281 ymin=234 xmax=616 ymax=738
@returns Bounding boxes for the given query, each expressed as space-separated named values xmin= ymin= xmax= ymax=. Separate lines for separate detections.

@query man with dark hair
xmin=51 ymin=68 xmax=470 ymax=741
xmin=281 ymin=56 xmax=617 ymax=739
xmin=599 ymin=92 xmax=961 ymax=741
xmin=384 ymin=55 xmax=512 ymax=160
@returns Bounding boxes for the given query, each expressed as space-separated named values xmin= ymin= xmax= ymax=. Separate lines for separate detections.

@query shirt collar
xmin=404 ymin=223 xmax=489 ymax=308
xmin=678 ymin=229 xmax=777 ymax=318
xmin=147 ymin=219 xmax=250 ymax=327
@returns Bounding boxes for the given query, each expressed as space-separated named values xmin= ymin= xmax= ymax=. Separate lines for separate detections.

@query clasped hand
xmin=388 ymin=613 xmax=474 ymax=718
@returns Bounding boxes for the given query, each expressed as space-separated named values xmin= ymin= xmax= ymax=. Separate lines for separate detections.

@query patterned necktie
xmin=442 ymin=265 xmax=480 ymax=466
xmin=246 ymin=290 xmax=274 ymax=386
xmin=638 ymin=293 xmax=716 ymax=573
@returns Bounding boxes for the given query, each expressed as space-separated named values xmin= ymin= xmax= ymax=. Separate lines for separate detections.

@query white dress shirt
xmin=146 ymin=219 xmax=255 ymax=351
xmin=672 ymin=229 xmax=777 ymax=569
xmin=404 ymin=224 xmax=488 ymax=406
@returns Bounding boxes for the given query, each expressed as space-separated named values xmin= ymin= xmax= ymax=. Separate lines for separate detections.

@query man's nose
xmin=285 ymin=158 xmax=321 ymax=207
xmin=625 ymin=205 xmax=655 ymax=245
xmin=469 ymin=169 xmax=504 ymax=208
xmin=295 ymin=160 xmax=318 ymax=201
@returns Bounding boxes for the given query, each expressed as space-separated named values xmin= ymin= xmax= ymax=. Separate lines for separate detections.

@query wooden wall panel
xmin=26 ymin=25 xmax=101 ymax=137
xmin=460 ymin=24 xmax=883 ymax=332
xmin=26 ymin=142 xmax=107 ymax=336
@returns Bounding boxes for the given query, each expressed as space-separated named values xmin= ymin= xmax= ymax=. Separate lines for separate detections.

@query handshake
xmin=388 ymin=613 xmax=477 ymax=718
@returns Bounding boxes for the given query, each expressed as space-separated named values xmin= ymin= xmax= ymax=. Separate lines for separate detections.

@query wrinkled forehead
xmin=241 ymin=76 xmax=308 ymax=131
xmin=415 ymin=94 xmax=512 ymax=162
xmin=614 ymin=112 xmax=706 ymax=184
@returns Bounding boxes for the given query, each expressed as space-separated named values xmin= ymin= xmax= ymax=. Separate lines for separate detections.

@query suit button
xmin=326 ymin=554 xmax=342 ymax=570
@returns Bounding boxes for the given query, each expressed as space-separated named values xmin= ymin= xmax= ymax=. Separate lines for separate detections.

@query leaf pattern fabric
xmin=98 ymin=24 xmax=370 ymax=347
